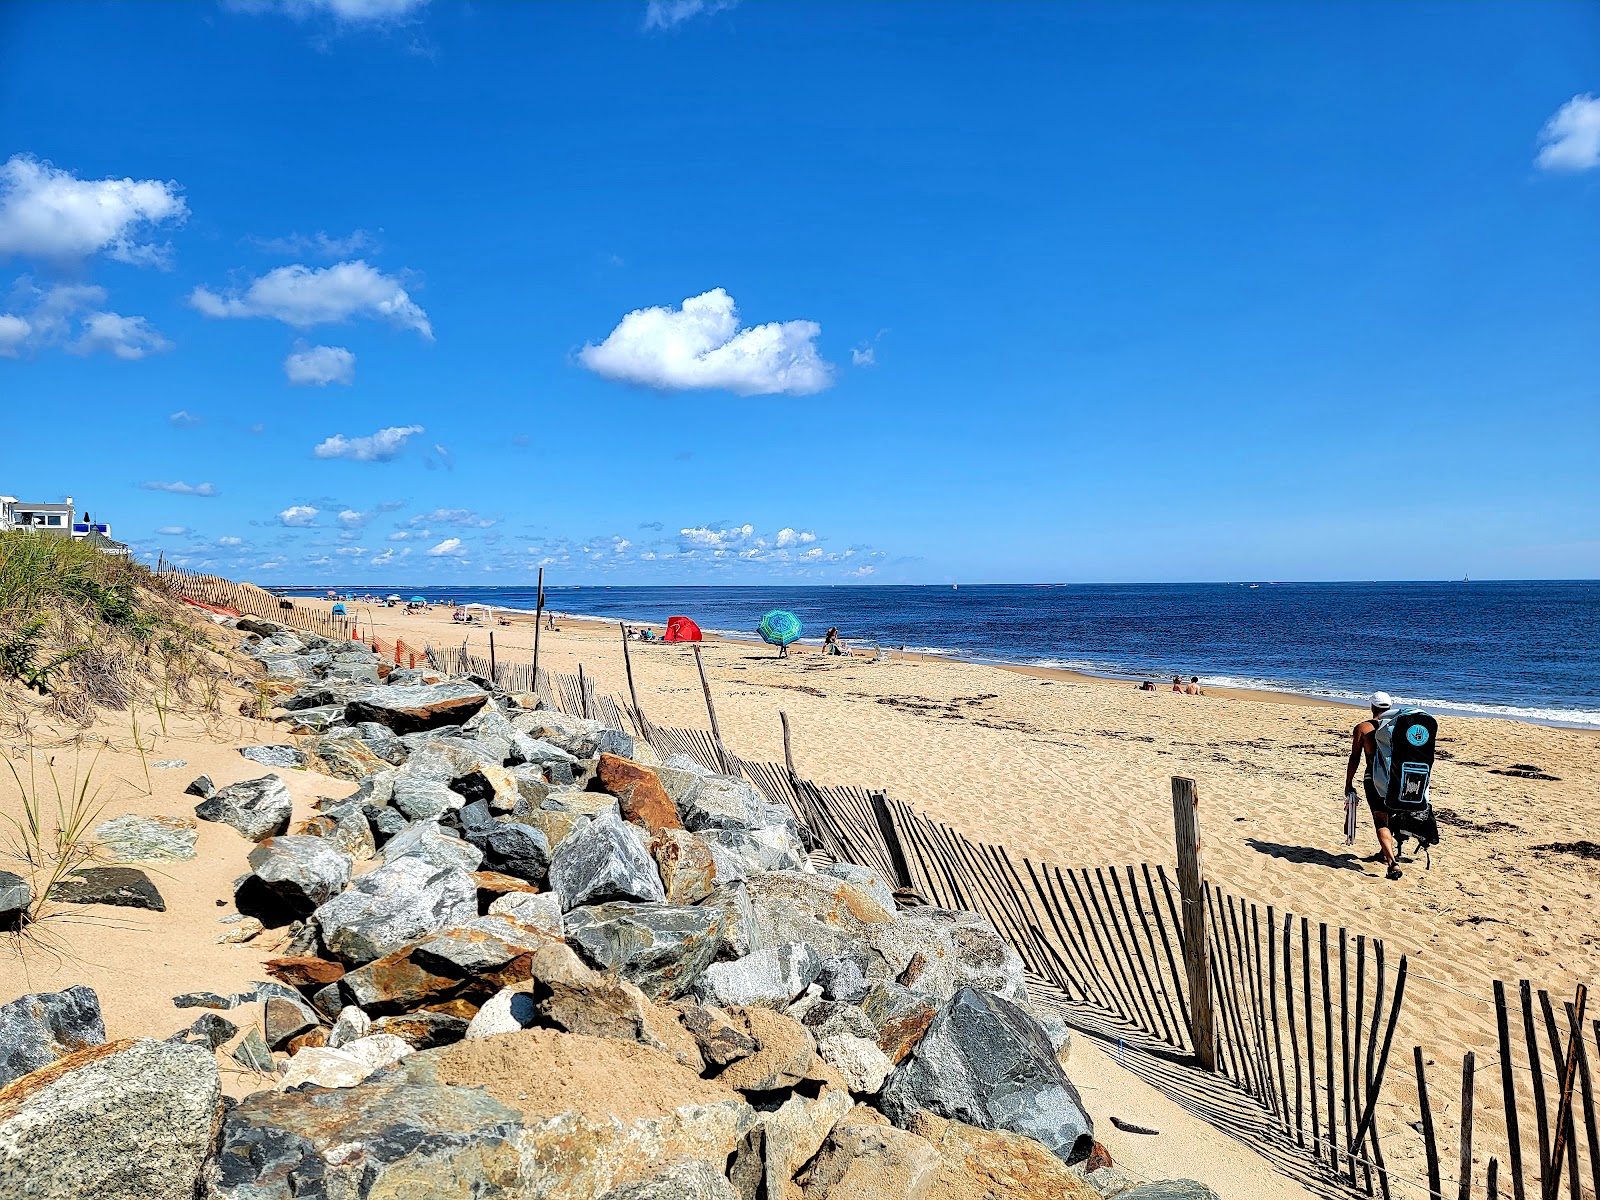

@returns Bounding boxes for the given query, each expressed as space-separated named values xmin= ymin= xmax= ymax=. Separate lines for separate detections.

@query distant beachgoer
xmin=1185 ymin=676 xmax=1204 ymax=695
xmin=1172 ymin=676 xmax=1183 ymax=692
xmin=1137 ymin=680 xmax=1157 ymax=691
xmin=1345 ymin=690 xmax=1403 ymax=880
xmin=823 ymin=627 xmax=844 ymax=656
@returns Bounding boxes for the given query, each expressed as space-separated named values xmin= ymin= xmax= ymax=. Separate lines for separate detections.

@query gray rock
xmin=205 ymin=1075 xmax=523 ymax=1200
xmin=0 ymin=1038 xmax=222 ymax=1200
xmin=512 ymin=708 xmax=610 ymax=758
xmin=363 ymin=802 xmax=408 ymax=847
xmin=801 ymin=999 xmax=878 ymax=1043
xmin=264 ymin=994 xmax=322 ymax=1050
xmin=93 ymin=813 xmax=198 ymax=862
xmin=236 ymin=835 xmax=353 ymax=923
xmin=677 ymin=773 xmax=769 ymax=833
xmin=305 ymin=801 xmax=377 ymax=859
xmin=229 ymin=1027 xmax=276 ymax=1074
xmin=355 ymin=722 xmax=410 ymax=763
xmin=697 ymin=880 xmax=756 ymax=959
xmin=564 ymin=901 xmax=728 ymax=1001
xmin=239 ymin=744 xmax=308 ymax=769
xmin=549 ymin=810 xmax=665 ymax=910
xmin=819 ymin=862 xmax=897 ymax=913
xmin=598 ymin=1159 xmax=739 ymax=1200
xmin=312 ymin=856 xmax=478 ymax=964
xmin=694 ymin=942 xmax=822 ymax=1009
xmin=462 ymin=819 xmax=551 ymax=884
xmin=816 ymin=955 xmax=872 ymax=1003
xmin=743 ymin=870 xmax=897 ymax=966
xmin=391 ymin=769 xmax=465 ymax=821
xmin=344 ymin=680 xmax=489 ymax=734
xmin=878 ymin=907 xmax=1028 ymax=1004
xmin=1118 ymin=1182 xmax=1223 ymax=1200
xmin=487 ymin=890 xmax=564 ymax=939
xmin=879 ymin=986 xmax=1094 ymax=1164
xmin=0 ymin=985 xmax=105 ymax=1088
xmin=274 ymin=704 xmax=344 ymax=733
xmin=195 ymin=774 xmax=294 ymax=842
xmin=183 ymin=774 xmax=215 ymax=798
xmin=817 ymin=1031 xmax=893 ymax=1094
xmin=698 ymin=826 xmax=806 ymax=875
xmin=170 ymin=1012 xmax=238 ymax=1051
xmin=0 ymin=870 xmax=31 ymax=926
xmin=381 ymin=820 xmax=484 ymax=873
xmin=49 ymin=866 xmax=165 ymax=912
xmin=327 ymin=1005 xmax=371 ymax=1048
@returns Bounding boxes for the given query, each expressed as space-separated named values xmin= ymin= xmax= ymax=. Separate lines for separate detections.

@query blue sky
xmin=2 ymin=0 xmax=1596 ymax=585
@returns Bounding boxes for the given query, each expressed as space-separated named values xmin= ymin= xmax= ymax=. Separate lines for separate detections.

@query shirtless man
xmin=1345 ymin=690 xmax=1402 ymax=880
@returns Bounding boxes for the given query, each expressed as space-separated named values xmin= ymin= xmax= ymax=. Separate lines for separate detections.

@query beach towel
xmin=1344 ymin=789 xmax=1360 ymax=846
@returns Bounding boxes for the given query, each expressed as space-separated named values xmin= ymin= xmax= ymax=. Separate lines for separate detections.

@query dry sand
xmin=4 ymin=596 xmax=1596 ymax=1197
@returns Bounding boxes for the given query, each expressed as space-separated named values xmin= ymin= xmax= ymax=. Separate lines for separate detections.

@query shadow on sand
xmin=1245 ymin=838 xmax=1366 ymax=872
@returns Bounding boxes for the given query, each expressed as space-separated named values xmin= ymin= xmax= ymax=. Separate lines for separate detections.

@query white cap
xmin=1370 ymin=691 xmax=1393 ymax=709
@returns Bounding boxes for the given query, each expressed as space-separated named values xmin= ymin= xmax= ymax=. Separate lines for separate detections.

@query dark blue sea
xmin=287 ymin=582 xmax=1600 ymax=728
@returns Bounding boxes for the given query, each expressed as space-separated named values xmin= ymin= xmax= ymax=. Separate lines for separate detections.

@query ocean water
xmin=298 ymin=581 xmax=1600 ymax=728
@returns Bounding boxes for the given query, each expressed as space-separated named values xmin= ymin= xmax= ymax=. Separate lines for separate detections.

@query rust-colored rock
xmin=672 ymin=1001 xmax=759 ymax=1068
xmin=472 ymin=870 xmax=540 ymax=911
xmin=863 ymin=984 xmax=938 ymax=1064
xmin=905 ymin=1112 xmax=1102 ymax=1200
xmin=596 ymin=755 xmax=683 ymax=835
xmin=648 ymin=828 xmax=717 ymax=905
xmin=338 ymin=926 xmax=538 ymax=1016
xmin=285 ymin=1028 xmax=328 ymax=1053
xmin=264 ymin=956 xmax=345 ymax=988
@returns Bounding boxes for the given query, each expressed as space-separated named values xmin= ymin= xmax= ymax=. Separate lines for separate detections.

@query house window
xmin=46 ymin=515 xmax=62 ymax=526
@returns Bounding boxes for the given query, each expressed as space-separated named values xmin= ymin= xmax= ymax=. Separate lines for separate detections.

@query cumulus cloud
xmin=337 ymin=508 xmax=370 ymax=528
xmin=1536 ymin=94 xmax=1600 ymax=171
xmin=0 ymin=155 xmax=187 ymax=267
xmin=141 ymin=480 xmax=216 ymax=496
xmin=189 ymin=260 xmax=432 ymax=338
xmin=312 ymin=424 xmax=425 ymax=462
xmin=774 ymin=527 xmax=816 ymax=548
xmin=409 ymin=507 xmax=495 ymax=528
xmin=428 ymin=537 xmax=463 ymax=556
xmin=679 ymin=523 xmax=755 ymax=552
xmin=278 ymin=505 xmax=319 ymax=527
xmin=0 ymin=281 xmax=170 ymax=361
xmin=579 ymin=288 xmax=832 ymax=396
xmin=285 ymin=343 xmax=356 ymax=386
xmin=217 ymin=536 xmax=243 ymax=546
xmin=644 ymin=0 xmax=734 ymax=29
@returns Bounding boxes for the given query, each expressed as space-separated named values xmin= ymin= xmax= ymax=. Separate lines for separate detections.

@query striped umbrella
xmin=757 ymin=610 xmax=803 ymax=652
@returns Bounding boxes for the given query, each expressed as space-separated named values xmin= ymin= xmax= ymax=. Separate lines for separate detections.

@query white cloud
xmin=189 ymin=260 xmax=432 ymax=338
xmin=250 ymin=229 xmax=377 ymax=258
xmin=409 ymin=507 xmax=495 ymax=528
xmin=141 ymin=480 xmax=217 ymax=496
xmin=774 ymin=527 xmax=816 ymax=548
xmin=370 ymin=547 xmax=395 ymax=566
xmin=217 ymin=536 xmax=243 ymax=546
xmin=644 ymin=0 xmax=734 ymax=29
xmin=285 ymin=343 xmax=355 ymax=386
xmin=0 ymin=155 xmax=187 ymax=267
xmin=337 ymin=508 xmax=369 ymax=528
xmin=169 ymin=410 xmax=201 ymax=427
xmin=156 ymin=525 xmax=188 ymax=536
xmin=850 ymin=346 xmax=876 ymax=367
xmin=334 ymin=546 xmax=366 ymax=556
xmin=1536 ymin=94 xmax=1600 ymax=171
xmin=428 ymin=537 xmax=463 ymax=556
xmin=71 ymin=311 xmax=172 ymax=360
xmin=679 ymin=523 xmax=754 ymax=552
xmin=312 ymin=424 xmax=425 ymax=462
xmin=234 ymin=0 xmax=428 ymax=20
xmin=0 ymin=281 xmax=170 ymax=361
xmin=579 ymin=288 xmax=832 ymax=396
xmin=278 ymin=505 xmax=319 ymax=527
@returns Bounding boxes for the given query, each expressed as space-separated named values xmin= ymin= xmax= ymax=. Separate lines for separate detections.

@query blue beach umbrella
xmin=409 ymin=596 xmax=427 ymax=603
xmin=757 ymin=610 xmax=802 ymax=655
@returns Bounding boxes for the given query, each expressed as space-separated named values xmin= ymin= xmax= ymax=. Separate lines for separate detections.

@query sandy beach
xmin=4 ymin=595 xmax=1595 ymax=1197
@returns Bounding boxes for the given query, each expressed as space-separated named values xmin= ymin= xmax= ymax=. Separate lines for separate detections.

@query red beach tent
xmin=664 ymin=615 xmax=702 ymax=643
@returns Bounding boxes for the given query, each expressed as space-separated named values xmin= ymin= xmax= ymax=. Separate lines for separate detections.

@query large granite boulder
xmin=381 ymin=820 xmax=484 ymax=873
xmin=694 ymin=942 xmax=822 ymax=1010
xmin=0 ymin=1038 xmax=223 ymax=1200
xmin=0 ymin=986 xmax=105 ymax=1088
xmin=194 ymin=774 xmax=294 ymax=842
xmin=345 ymin=681 xmax=489 ymax=734
xmin=460 ymin=816 xmax=551 ymax=885
xmin=649 ymin=828 xmax=718 ymax=904
xmin=903 ymin=1111 xmax=1105 ymax=1198
xmin=337 ymin=918 xmax=551 ymax=1015
xmin=234 ymin=835 xmax=352 ymax=925
xmin=799 ymin=1115 xmax=940 ymax=1200
xmin=313 ymin=856 xmax=478 ymax=965
xmin=564 ymin=901 xmax=727 ymax=1002
xmin=742 ymin=871 xmax=896 ymax=963
xmin=549 ymin=810 xmax=666 ymax=910
xmin=879 ymin=987 xmax=1094 ymax=1164
xmin=875 ymin=906 xmax=1028 ymax=1004
xmin=596 ymin=754 xmax=683 ymax=835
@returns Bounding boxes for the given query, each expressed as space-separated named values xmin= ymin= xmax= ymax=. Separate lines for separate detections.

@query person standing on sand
xmin=1345 ymin=690 xmax=1403 ymax=880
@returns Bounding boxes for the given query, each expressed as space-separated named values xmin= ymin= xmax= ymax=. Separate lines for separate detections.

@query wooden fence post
xmin=692 ymin=643 xmax=733 ymax=775
xmin=1172 ymin=776 xmax=1217 ymax=1071
xmin=620 ymin=624 xmax=644 ymax=730
xmin=578 ymin=663 xmax=592 ymax=720
xmin=1546 ymin=984 xmax=1589 ymax=1200
xmin=869 ymin=791 xmax=914 ymax=891
xmin=489 ymin=630 xmax=497 ymax=685
xmin=779 ymin=710 xmax=797 ymax=780
xmin=531 ymin=567 xmax=544 ymax=686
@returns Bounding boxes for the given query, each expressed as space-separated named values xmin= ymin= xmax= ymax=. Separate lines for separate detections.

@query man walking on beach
xmin=1345 ymin=691 xmax=1403 ymax=880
